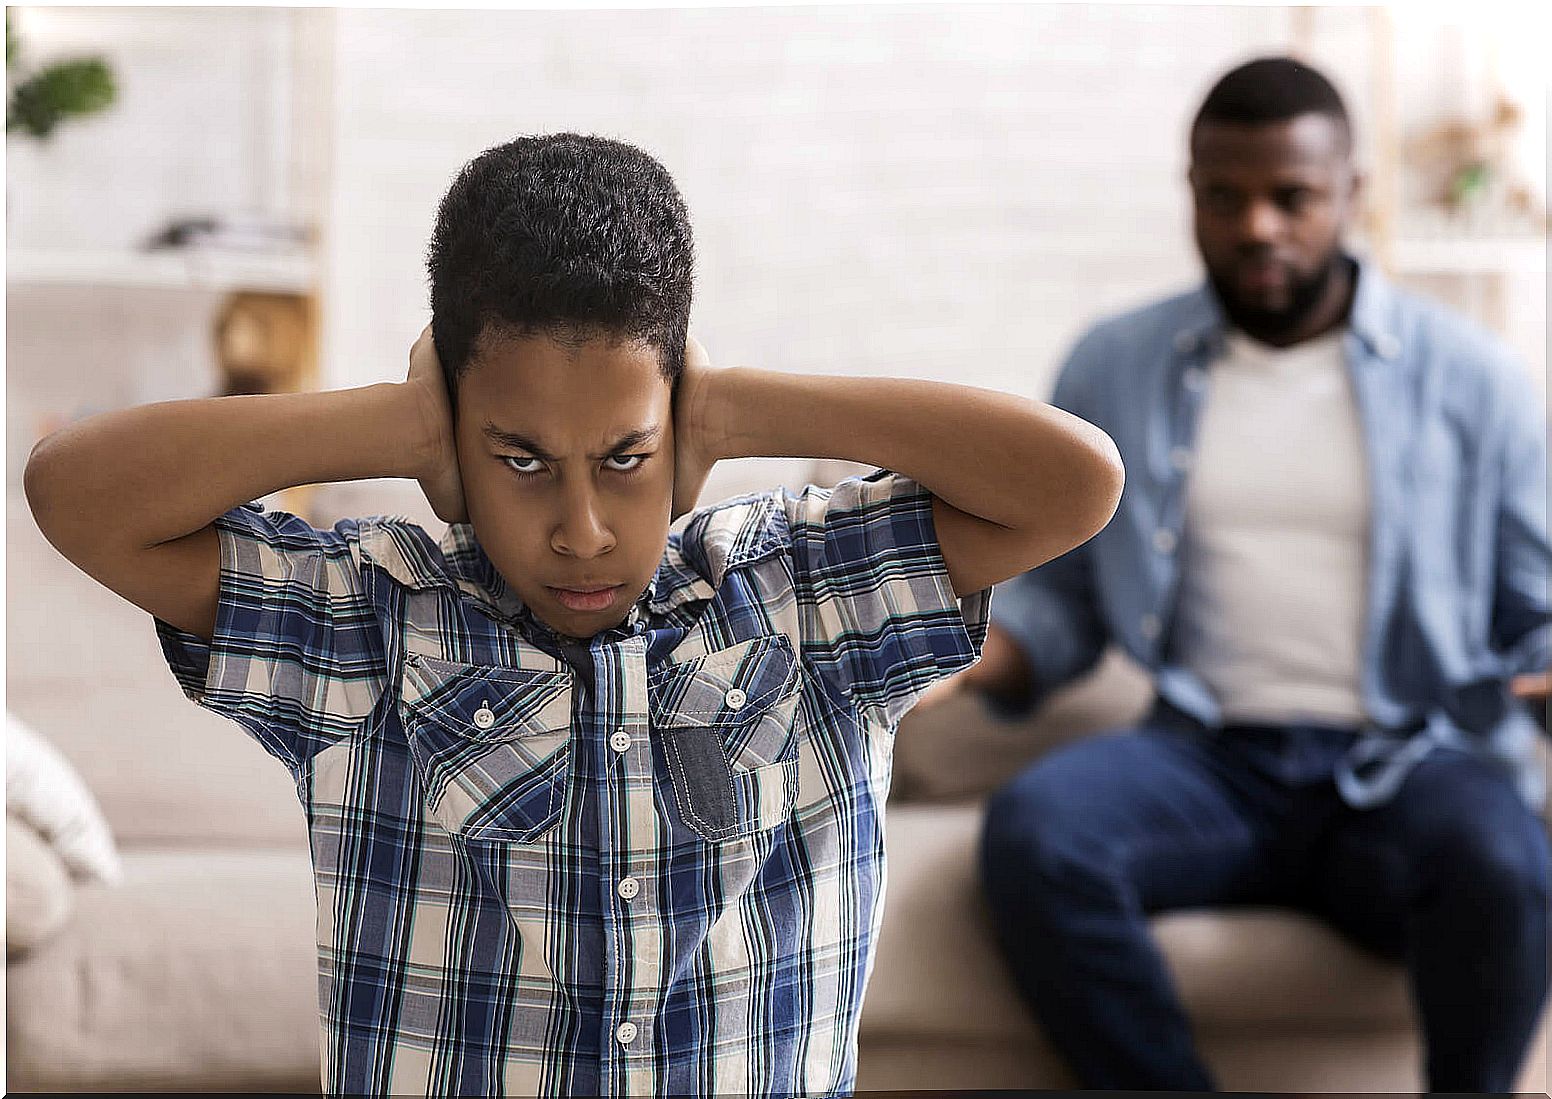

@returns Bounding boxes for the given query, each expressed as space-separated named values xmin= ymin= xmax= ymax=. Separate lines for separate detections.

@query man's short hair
xmin=1191 ymin=56 xmax=1352 ymax=152
xmin=427 ymin=132 xmax=695 ymax=401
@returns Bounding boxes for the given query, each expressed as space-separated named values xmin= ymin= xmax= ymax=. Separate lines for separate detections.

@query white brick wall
xmin=6 ymin=4 xmax=1542 ymax=504
xmin=321 ymin=4 xmax=1304 ymax=401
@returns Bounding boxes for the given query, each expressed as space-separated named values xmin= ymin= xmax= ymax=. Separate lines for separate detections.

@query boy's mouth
xmin=547 ymin=584 xmax=625 ymax=613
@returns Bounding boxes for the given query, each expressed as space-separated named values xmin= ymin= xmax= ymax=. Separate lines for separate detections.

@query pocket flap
xmin=650 ymin=634 xmax=800 ymax=729
xmin=402 ymin=653 xmax=572 ymax=742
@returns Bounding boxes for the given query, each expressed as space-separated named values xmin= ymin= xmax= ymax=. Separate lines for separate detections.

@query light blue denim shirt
xmin=992 ymin=256 xmax=1550 ymax=809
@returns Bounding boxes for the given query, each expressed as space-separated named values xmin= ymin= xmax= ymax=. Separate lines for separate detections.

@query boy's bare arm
xmin=24 ymin=327 xmax=460 ymax=642
xmin=677 ymin=366 xmax=1125 ymax=597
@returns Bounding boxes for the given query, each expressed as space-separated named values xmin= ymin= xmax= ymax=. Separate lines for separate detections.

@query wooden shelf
xmin=6 ymin=246 xmax=316 ymax=295
xmin=1389 ymin=235 xmax=1547 ymax=276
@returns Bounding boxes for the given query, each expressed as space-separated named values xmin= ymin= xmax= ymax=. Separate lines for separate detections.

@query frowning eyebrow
xmin=480 ymin=422 xmax=662 ymax=462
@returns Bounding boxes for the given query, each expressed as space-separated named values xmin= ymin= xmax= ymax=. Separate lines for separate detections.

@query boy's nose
xmin=550 ymin=495 xmax=616 ymax=559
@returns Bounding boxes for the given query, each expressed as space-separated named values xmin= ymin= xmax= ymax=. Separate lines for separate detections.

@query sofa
xmin=7 ymin=469 xmax=1548 ymax=1093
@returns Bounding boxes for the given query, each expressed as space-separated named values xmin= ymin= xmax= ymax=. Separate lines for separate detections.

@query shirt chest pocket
xmin=398 ymin=653 xmax=573 ymax=844
xmin=650 ymin=634 xmax=803 ymax=842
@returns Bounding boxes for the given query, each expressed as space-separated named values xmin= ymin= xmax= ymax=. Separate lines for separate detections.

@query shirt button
xmin=1170 ymin=446 xmax=1193 ymax=472
xmin=616 ymin=1021 xmax=638 ymax=1046
xmin=609 ymin=730 xmax=632 ymax=753
xmin=1153 ymin=529 xmax=1177 ymax=555
xmin=472 ymin=706 xmax=496 ymax=730
xmin=1173 ymin=330 xmax=1198 ymax=354
xmin=617 ymin=876 xmax=640 ymax=900
xmin=724 ymin=687 xmax=747 ymax=710
xmin=1183 ymin=367 xmax=1207 ymax=392
xmin=1140 ymin=613 xmax=1161 ymax=641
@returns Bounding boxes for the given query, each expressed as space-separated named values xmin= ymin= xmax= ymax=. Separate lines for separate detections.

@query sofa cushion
xmin=861 ymin=801 xmax=1416 ymax=1044
xmin=891 ymin=649 xmax=1154 ymax=803
xmin=6 ymin=711 xmax=122 ymax=882
xmin=6 ymin=814 xmax=74 ymax=958
xmin=5 ymin=846 xmax=320 ymax=1093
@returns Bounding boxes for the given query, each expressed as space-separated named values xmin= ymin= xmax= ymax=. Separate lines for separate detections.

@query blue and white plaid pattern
xmin=155 ymin=469 xmax=990 ymax=1097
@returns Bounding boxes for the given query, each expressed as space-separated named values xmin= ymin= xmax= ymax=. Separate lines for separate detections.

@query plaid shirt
xmin=154 ymin=469 xmax=990 ymax=1097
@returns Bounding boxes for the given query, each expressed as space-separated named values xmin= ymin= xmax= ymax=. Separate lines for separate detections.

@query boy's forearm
xmin=705 ymin=368 xmax=1120 ymax=532
xmin=25 ymin=382 xmax=428 ymax=551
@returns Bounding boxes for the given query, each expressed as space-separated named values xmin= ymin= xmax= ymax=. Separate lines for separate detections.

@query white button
xmin=610 ymin=731 xmax=632 ymax=753
xmin=1170 ymin=446 xmax=1193 ymax=472
xmin=617 ymin=876 xmax=640 ymax=900
xmin=724 ymin=687 xmax=747 ymax=710
xmin=472 ymin=706 xmax=496 ymax=730
xmin=1374 ymin=332 xmax=1401 ymax=360
xmin=616 ymin=1021 xmax=638 ymax=1045
xmin=1183 ymin=367 xmax=1207 ymax=392
xmin=1140 ymin=613 xmax=1161 ymax=641
xmin=1153 ymin=529 xmax=1177 ymax=555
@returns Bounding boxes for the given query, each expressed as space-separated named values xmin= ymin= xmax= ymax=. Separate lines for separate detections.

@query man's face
xmin=455 ymin=331 xmax=674 ymax=640
xmin=1189 ymin=113 xmax=1358 ymax=338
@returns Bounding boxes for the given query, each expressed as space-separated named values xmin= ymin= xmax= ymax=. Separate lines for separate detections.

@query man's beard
xmin=1208 ymin=250 xmax=1348 ymax=343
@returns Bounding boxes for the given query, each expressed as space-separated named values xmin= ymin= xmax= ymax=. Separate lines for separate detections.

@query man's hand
xmin=672 ymin=334 xmax=722 ymax=520
xmin=913 ymin=621 xmax=1032 ymax=713
xmin=1511 ymin=672 xmax=1550 ymax=701
xmin=404 ymin=325 xmax=468 ymax=525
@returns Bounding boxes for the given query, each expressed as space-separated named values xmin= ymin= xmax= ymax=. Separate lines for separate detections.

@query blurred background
xmin=5 ymin=3 xmax=1547 ymax=1093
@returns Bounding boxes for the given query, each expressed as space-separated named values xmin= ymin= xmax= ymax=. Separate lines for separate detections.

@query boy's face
xmin=454 ymin=331 xmax=675 ymax=641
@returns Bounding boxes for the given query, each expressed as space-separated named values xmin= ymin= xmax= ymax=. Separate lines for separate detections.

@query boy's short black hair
xmin=427 ymin=133 xmax=695 ymax=404
xmin=1192 ymin=56 xmax=1353 ymax=153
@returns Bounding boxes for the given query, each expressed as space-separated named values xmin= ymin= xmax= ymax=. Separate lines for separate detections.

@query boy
xmin=25 ymin=133 xmax=1123 ymax=1097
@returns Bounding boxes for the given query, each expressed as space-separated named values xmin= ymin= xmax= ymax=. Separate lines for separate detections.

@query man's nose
xmin=1237 ymin=197 xmax=1283 ymax=245
xmin=550 ymin=486 xmax=616 ymax=559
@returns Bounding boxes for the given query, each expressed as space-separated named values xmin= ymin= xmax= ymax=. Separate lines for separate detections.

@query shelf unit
xmin=7 ymin=245 xmax=315 ymax=295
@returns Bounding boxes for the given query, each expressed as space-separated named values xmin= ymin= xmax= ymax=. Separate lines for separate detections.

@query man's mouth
xmin=547 ymin=584 xmax=625 ymax=613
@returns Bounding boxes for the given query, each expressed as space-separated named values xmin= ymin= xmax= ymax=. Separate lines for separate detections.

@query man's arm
xmin=23 ymin=326 xmax=459 ymax=642
xmin=678 ymin=369 xmax=1124 ymax=597
xmin=1490 ymin=364 xmax=1551 ymax=701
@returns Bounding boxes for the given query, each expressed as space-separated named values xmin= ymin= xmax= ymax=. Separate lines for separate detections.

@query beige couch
xmin=863 ymin=654 xmax=1551 ymax=1092
xmin=8 ymin=476 xmax=1548 ymax=1093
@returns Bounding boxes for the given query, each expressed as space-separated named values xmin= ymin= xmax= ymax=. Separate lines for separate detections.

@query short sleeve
xmin=781 ymin=469 xmax=991 ymax=728
xmin=152 ymin=502 xmax=389 ymax=781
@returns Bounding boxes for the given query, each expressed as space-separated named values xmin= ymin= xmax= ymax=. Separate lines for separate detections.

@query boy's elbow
xmin=24 ymin=432 xmax=84 ymax=547
xmin=23 ymin=436 xmax=62 ymax=529
xmin=1070 ymin=425 xmax=1125 ymax=545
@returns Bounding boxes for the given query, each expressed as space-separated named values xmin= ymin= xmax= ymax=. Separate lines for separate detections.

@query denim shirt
xmin=992 ymin=257 xmax=1550 ymax=809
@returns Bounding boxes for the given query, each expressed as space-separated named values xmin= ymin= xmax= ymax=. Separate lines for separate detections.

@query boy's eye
xmin=604 ymin=454 xmax=646 ymax=473
xmin=501 ymin=455 xmax=544 ymax=475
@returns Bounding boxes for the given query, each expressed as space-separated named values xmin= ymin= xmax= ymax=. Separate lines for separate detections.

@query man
xmin=930 ymin=57 xmax=1549 ymax=1091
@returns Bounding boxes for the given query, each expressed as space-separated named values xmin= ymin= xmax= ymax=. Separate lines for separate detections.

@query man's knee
xmin=1440 ymin=821 xmax=1550 ymax=918
xmin=980 ymin=749 xmax=1122 ymax=901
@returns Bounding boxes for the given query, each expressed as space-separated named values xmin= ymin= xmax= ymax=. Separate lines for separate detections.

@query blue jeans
xmin=978 ymin=702 xmax=1549 ymax=1091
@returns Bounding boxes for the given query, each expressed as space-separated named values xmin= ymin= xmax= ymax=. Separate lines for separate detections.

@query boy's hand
xmin=404 ymin=325 xmax=469 ymax=525
xmin=672 ymin=334 xmax=721 ymax=520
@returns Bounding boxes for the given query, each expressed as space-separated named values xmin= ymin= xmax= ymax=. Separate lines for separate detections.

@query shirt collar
xmin=1172 ymin=251 xmax=1403 ymax=364
xmin=360 ymin=490 xmax=788 ymax=639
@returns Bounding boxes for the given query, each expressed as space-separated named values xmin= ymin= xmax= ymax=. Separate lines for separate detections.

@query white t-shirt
xmin=1173 ymin=327 xmax=1371 ymax=726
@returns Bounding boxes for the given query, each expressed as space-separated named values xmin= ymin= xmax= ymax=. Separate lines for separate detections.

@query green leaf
xmin=6 ymin=57 xmax=116 ymax=138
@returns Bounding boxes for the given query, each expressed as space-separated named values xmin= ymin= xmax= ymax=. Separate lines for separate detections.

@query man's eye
xmin=605 ymin=454 xmax=646 ymax=473
xmin=1277 ymin=188 xmax=1313 ymax=213
xmin=501 ymin=455 xmax=544 ymax=475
